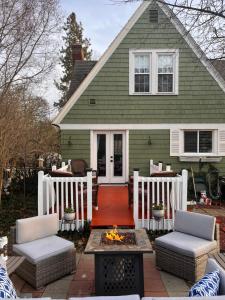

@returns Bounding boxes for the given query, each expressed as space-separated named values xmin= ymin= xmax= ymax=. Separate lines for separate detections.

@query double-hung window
xmin=158 ymin=54 xmax=174 ymax=93
xmin=134 ymin=54 xmax=150 ymax=93
xmin=129 ymin=49 xmax=178 ymax=95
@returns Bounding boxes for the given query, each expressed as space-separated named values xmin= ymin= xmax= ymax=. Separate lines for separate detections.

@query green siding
xmin=62 ymin=3 xmax=225 ymax=124
xmin=61 ymin=130 xmax=90 ymax=163
xmin=129 ymin=130 xmax=225 ymax=176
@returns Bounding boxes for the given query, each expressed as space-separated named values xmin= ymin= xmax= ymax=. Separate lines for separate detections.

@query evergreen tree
xmin=54 ymin=13 xmax=92 ymax=108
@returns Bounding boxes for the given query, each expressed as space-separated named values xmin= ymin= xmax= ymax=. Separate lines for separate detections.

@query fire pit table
xmin=84 ymin=229 xmax=152 ymax=297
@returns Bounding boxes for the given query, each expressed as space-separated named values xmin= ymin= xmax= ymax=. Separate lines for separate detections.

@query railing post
xmin=181 ymin=169 xmax=188 ymax=211
xmin=61 ymin=161 xmax=66 ymax=168
xmin=52 ymin=165 xmax=57 ymax=171
xmin=86 ymin=168 xmax=93 ymax=222
xmin=133 ymin=168 xmax=139 ymax=229
xmin=38 ymin=171 xmax=44 ymax=216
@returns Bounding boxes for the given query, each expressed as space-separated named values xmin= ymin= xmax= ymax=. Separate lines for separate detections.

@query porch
xmin=37 ymin=163 xmax=188 ymax=230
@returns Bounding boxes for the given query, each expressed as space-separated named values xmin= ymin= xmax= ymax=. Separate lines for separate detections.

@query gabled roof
xmin=53 ymin=0 xmax=225 ymax=125
xmin=67 ymin=60 xmax=97 ymax=99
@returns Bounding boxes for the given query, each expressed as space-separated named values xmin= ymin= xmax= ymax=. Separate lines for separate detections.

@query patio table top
xmin=84 ymin=229 xmax=153 ymax=254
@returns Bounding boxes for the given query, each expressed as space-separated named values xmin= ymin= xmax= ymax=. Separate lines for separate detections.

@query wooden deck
xmin=91 ymin=185 xmax=134 ymax=228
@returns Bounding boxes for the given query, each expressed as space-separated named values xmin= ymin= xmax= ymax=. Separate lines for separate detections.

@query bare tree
xmin=113 ymin=0 xmax=225 ymax=59
xmin=0 ymin=86 xmax=59 ymax=202
xmin=0 ymin=0 xmax=61 ymax=99
xmin=0 ymin=0 xmax=61 ymax=202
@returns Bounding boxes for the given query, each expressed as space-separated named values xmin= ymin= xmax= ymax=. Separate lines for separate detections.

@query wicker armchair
xmin=155 ymin=210 xmax=220 ymax=283
xmin=8 ymin=214 xmax=76 ymax=289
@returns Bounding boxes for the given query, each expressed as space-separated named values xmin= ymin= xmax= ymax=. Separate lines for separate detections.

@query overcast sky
xmin=43 ymin=0 xmax=140 ymax=114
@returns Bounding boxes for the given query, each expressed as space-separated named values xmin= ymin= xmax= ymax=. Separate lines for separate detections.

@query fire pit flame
xmin=105 ymin=226 xmax=124 ymax=242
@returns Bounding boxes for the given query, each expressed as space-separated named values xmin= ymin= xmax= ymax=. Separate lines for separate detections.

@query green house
xmin=53 ymin=0 xmax=225 ymax=184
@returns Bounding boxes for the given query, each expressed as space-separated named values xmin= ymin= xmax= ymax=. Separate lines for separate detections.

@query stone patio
xmin=10 ymin=206 xmax=225 ymax=298
xmin=11 ymin=253 xmax=190 ymax=299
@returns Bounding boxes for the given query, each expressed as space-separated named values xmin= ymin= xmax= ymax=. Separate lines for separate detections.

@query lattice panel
xmin=95 ymin=254 xmax=143 ymax=296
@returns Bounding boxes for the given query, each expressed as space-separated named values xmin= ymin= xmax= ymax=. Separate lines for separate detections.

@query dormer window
xmin=129 ymin=49 xmax=179 ymax=95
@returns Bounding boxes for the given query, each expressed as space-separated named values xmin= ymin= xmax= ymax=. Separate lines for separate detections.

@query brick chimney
xmin=72 ymin=44 xmax=84 ymax=64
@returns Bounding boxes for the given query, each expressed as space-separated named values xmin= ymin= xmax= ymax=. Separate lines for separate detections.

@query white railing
xmin=38 ymin=170 xmax=93 ymax=230
xmin=133 ymin=169 xmax=188 ymax=230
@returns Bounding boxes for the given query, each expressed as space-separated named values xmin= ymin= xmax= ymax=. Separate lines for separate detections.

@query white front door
xmin=92 ymin=131 xmax=127 ymax=184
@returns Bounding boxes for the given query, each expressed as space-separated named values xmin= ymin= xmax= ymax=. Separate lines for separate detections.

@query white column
xmin=86 ymin=169 xmax=93 ymax=221
xmin=38 ymin=171 xmax=44 ymax=216
xmin=181 ymin=169 xmax=188 ymax=211
xmin=133 ymin=169 xmax=139 ymax=229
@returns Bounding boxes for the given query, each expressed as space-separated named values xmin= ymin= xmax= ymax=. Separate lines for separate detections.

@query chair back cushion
xmin=71 ymin=159 xmax=88 ymax=176
xmin=206 ymin=258 xmax=225 ymax=295
xmin=174 ymin=210 xmax=215 ymax=241
xmin=16 ymin=214 xmax=59 ymax=244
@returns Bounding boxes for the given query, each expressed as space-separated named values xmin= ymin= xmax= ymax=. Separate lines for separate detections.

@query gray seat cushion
xmin=13 ymin=235 xmax=74 ymax=264
xmin=174 ymin=210 xmax=215 ymax=241
xmin=155 ymin=231 xmax=217 ymax=258
xmin=206 ymin=258 xmax=225 ymax=295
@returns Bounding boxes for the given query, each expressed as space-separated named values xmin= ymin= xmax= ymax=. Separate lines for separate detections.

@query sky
xmin=43 ymin=0 xmax=140 ymax=113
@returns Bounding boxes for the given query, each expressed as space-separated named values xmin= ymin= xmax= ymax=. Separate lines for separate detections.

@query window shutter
xmin=218 ymin=129 xmax=225 ymax=156
xmin=170 ymin=129 xmax=181 ymax=156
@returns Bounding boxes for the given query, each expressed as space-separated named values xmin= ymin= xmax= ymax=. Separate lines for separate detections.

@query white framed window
xmin=129 ymin=49 xmax=179 ymax=95
xmin=158 ymin=54 xmax=174 ymax=93
xmin=170 ymin=127 xmax=225 ymax=159
xmin=134 ymin=53 xmax=150 ymax=93
xmin=183 ymin=130 xmax=214 ymax=154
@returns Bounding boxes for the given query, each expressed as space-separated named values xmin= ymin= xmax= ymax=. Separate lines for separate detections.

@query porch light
xmin=148 ymin=136 xmax=152 ymax=145
xmin=67 ymin=136 xmax=72 ymax=146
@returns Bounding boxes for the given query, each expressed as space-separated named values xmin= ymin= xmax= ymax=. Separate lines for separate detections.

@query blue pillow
xmin=189 ymin=270 xmax=220 ymax=297
xmin=0 ymin=266 xmax=17 ymax=299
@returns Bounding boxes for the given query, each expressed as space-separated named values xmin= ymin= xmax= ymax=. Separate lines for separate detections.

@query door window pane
xmin=114 ymin=134 xmax=123 ymax=177
xmin=158 ymin=54 xmax=174 ymax=92
xmin=184 ymin=131 xmax=197 ymax=152
xmin=134 ymin=54 xmax=150 ymax=93
xmin=97 ymin=134 xmax=106 ymax=177
xmin=199 ymin=131 xmax=212 ymax=153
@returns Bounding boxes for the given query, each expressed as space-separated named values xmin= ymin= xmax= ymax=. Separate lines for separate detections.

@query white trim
xmin=129 ymin=49 xmax=179 ymax=95
xmin=90 ymin=130 xmax=94 ymax=170
xmin=60 ymin=123 xmax=225 ymax=130
xmin=53 ymin=1 xmax=152 ymax=125
xmin=158 ymin=2 xmax=225 ymax=94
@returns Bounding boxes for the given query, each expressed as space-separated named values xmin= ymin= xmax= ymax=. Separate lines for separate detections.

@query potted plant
xmin=152 ymin=203 xmax=164 ymax=219
xmin=64 ymin=207 xmax=75 ymax=221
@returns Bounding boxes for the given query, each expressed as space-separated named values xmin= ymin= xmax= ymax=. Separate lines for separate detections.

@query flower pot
xmin=152 ymin=209 xmax=164 ymax=219
xmin=64 ymin=212 xmax=75 ymax=221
